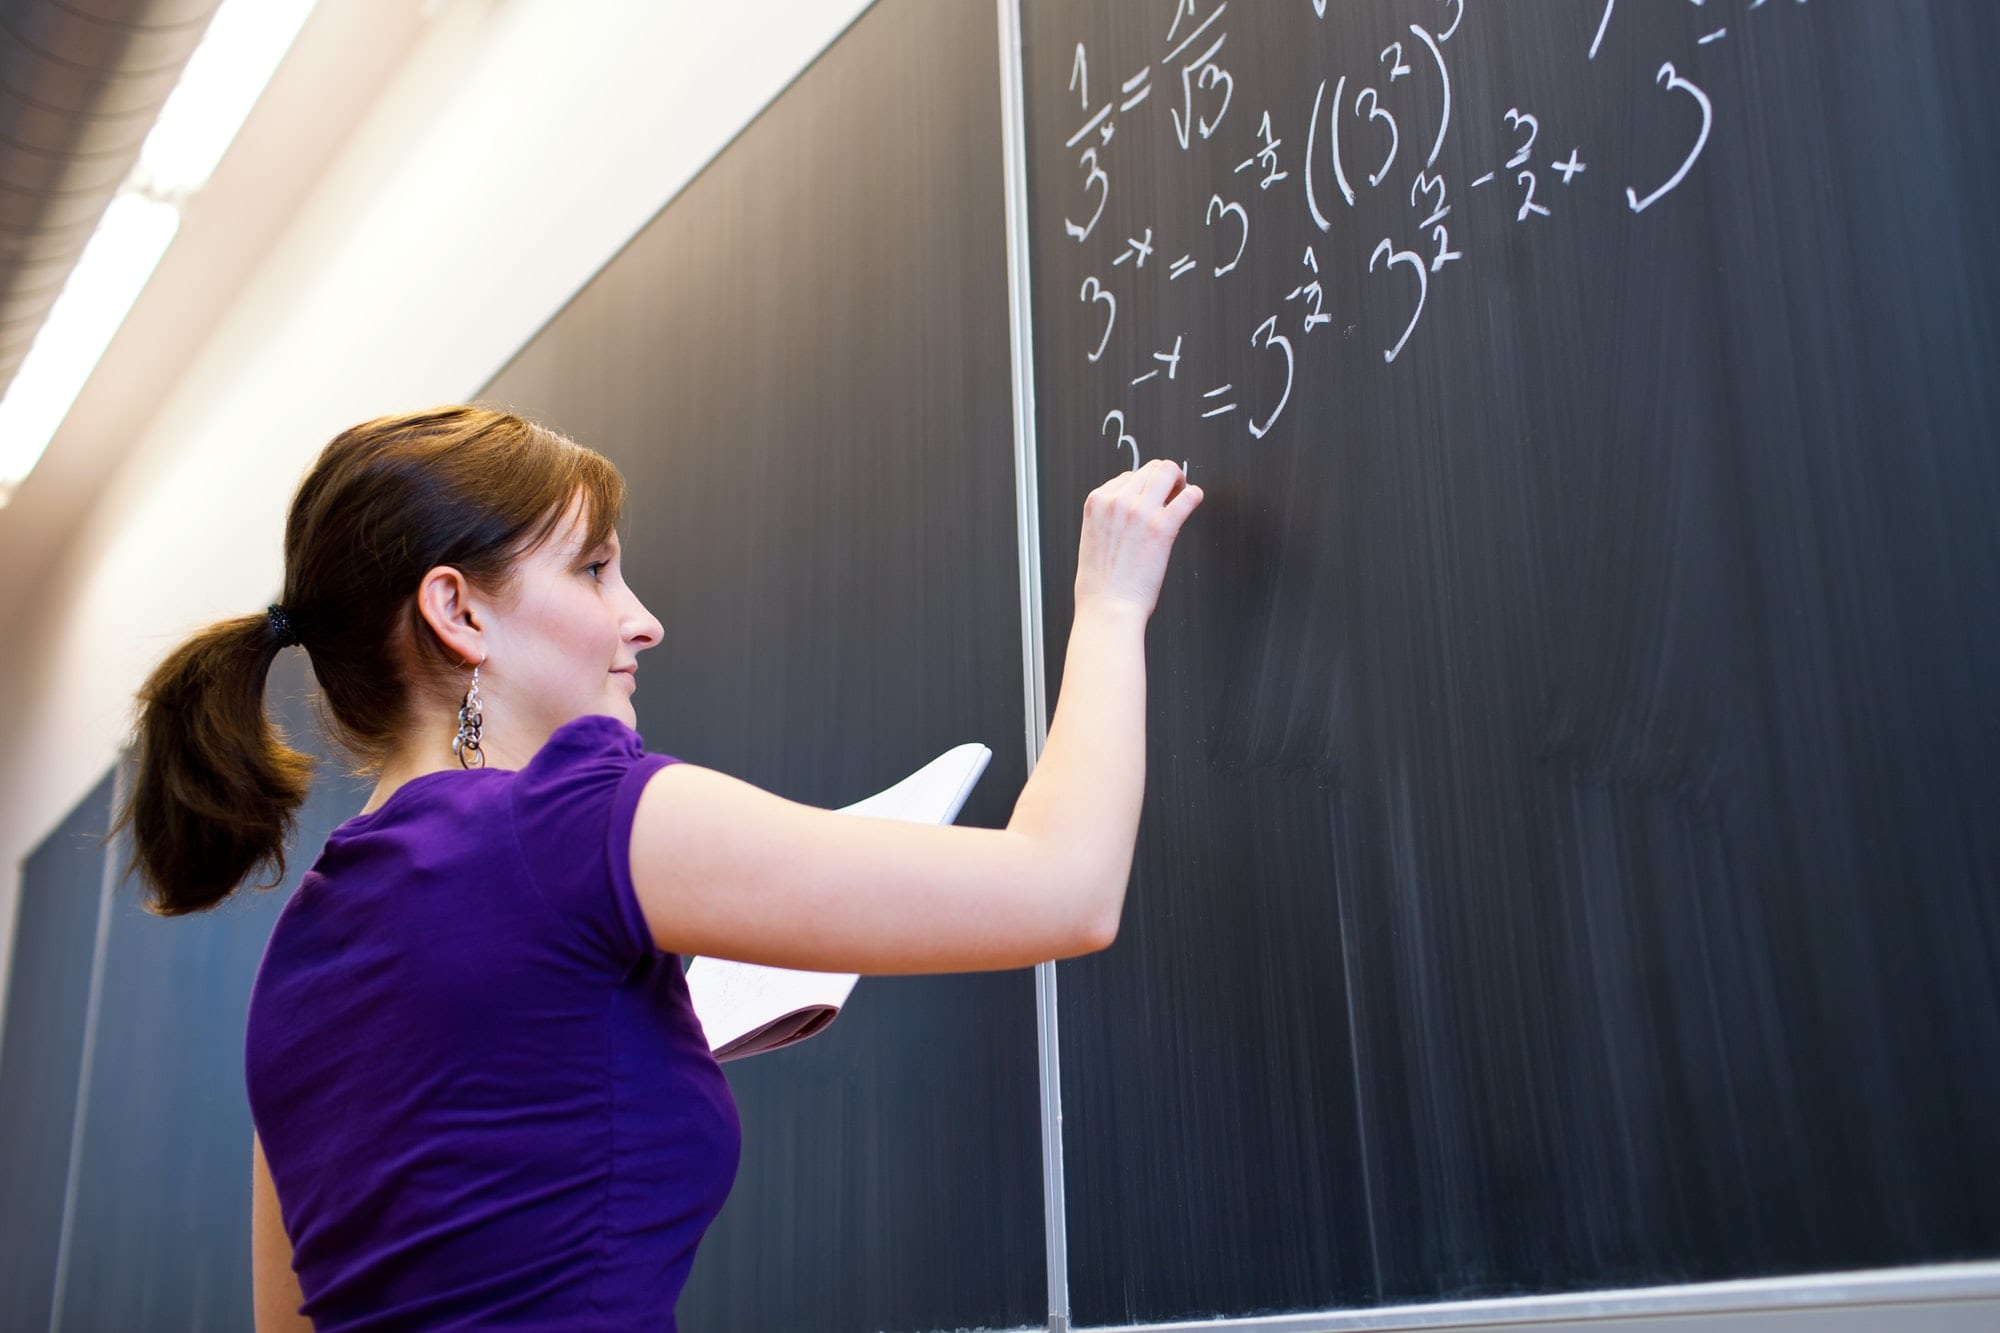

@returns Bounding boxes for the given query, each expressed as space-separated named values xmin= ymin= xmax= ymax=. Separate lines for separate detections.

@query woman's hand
xmin=1074 ymin=459 xmax=1205 ymax=619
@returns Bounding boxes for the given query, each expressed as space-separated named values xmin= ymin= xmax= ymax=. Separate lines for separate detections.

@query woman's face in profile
xmin=485 ymin=494 xmax=663 ymax=741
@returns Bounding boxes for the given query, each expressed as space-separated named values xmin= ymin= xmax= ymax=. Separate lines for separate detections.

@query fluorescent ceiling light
xmin=0 ymin=197 xmax=179 ymax=508
xmin=0 ymin=0 xmax=320 ymax=508
xmin=137 ymin=0 xmax=321 ymax=197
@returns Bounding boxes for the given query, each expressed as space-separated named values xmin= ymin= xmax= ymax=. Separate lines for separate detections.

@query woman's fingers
xmin=1074 ymin=459 xmax=1205 ymax=618
xmin=1162 ymin=476 xmax=1204 ymax=527
xmin=1134 ymin=457 xmax=1183 ymax=502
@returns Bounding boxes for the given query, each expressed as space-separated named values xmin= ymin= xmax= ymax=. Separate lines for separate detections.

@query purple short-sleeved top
xmin=245 ymin=713 xmax=741 ymax=1331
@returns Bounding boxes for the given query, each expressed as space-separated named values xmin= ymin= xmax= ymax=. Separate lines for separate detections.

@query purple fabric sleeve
xmin=510 ymin=713 xmax=680 ymax=971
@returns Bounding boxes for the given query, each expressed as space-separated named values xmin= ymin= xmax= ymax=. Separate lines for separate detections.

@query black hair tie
xmin=266 ymin=604 xmax=302 ymax=648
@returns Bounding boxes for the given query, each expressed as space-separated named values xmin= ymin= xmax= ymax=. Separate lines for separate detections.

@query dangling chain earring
xmin=453 ymin=659 xmax=486 ymax=769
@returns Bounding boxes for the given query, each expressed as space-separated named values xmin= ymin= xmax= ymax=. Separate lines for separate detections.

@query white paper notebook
xmin=683 ymin=742 xmax=992 ymax=1061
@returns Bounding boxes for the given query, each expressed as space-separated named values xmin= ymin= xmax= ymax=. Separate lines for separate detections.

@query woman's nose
xmin=627 ymin=599 xmax=664 ymax=649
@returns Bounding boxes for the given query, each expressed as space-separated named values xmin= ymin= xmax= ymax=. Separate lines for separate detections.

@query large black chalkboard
xmin=0 ymin=772 xmax=112 ymax=1332
xmin=1021 ymin=0 xmax=2000 ymax=1323
xmin=480 ymin=2 xmax=1044 ymax=1329
xmin=53 ymin=651 xmax=368 ymax=1331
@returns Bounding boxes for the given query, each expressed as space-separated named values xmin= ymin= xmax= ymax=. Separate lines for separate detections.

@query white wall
xmin=0 ymin=0 xmax=873 ymax=1034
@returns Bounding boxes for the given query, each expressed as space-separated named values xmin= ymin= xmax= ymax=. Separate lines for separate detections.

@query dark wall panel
xmin=0 ymin=772 xmax=112 ymax=1332
xmin=55 ymin=650 xmax=369 ymax=1331
xmin=480 ymin=2 xmax=1043 ymax=1329
xmin=1019 ymin=0 xmax=2000 ymax=1323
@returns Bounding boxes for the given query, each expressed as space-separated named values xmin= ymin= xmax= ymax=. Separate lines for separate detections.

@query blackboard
xmin=0 ymin=652 xmax=368 ymax=1330
xmin=1020 ymin=0 xmax=2000 ymax=1323
xmin=0 ymin=771 xmax=112 ymax=1332
xmin=53 ymin=651 xmax=368 ymax=1330
xmin=479 ymin=2 xmax=1045 ymax=1329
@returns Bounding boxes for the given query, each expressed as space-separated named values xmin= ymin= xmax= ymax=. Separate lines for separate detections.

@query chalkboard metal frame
xmin=1071 ymin=1263 xmax=2000 ymax=1333
xmin=995 ymin=0 xmax=1069 ymax=1329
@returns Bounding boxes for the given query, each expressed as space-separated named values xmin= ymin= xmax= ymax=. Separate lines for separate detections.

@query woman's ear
xmin=414 ymin=565 xmax=485 ymax=666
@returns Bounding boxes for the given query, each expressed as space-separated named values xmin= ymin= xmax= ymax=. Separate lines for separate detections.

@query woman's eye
xmin=584 ymin=561 xmax=607 ymax=580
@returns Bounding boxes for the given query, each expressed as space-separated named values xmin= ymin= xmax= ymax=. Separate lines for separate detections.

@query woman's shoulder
xmin=511 ymin=714 xmax=680 ymax=851
xmin=334 ymin=766 xmax=501 ymax=838
xmin=515 ymin=714 xmax=677 ymax=802
xmin=342 ymin=715 xmax=658 ymax=828
xmin=527 ymin=712 xmax=650 ymax=767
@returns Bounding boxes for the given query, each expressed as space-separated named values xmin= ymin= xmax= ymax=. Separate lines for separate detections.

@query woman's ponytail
xmin=111 ymin=611 xmax=315 ymax=916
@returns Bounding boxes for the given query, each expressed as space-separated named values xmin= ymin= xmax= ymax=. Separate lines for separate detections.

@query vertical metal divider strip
xmin=49 ymin=757 xmax=125 ymax=1332
xmin=994 ymin=1 xmax=1068 ymax=1330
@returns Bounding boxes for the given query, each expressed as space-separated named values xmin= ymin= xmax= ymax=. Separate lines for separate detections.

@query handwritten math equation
xmin=1047 ymin=0 xmax=1810 ymax=476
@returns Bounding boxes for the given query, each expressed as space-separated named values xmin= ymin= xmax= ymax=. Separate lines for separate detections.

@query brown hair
xmin=110 ymin=405 xmax=625 ymax=916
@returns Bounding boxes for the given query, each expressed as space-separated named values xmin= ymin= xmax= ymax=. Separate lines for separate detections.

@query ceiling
xmin=0 ymin=0 xmax=220 ymax=401
xmin=0 ymin=0 xmax=430 ymax=643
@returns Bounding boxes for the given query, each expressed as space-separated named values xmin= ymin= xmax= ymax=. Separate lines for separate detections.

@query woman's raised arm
xmin=628 ymin=460 xmax=1203 ymax=974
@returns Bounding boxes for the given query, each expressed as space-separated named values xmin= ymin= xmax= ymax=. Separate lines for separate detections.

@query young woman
xmin=116 ymin=405 xmax=1203 ymax=1331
